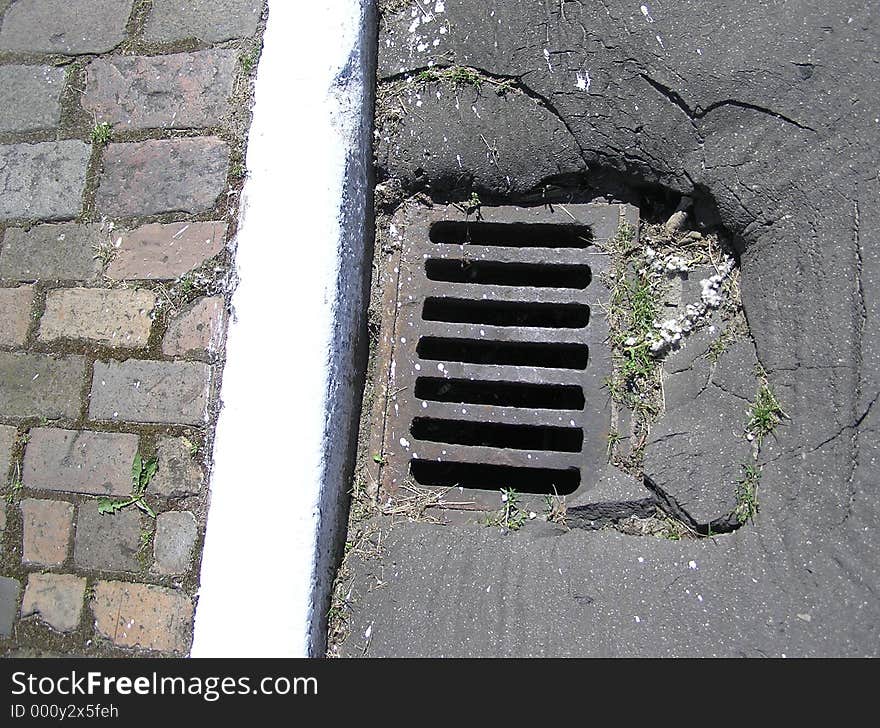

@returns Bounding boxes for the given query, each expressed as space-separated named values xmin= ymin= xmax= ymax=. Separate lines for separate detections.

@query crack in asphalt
xmin=639 ymin=72 xmax=816 ymax=132
xmin=710 ymin=380 xmax=752 ymax=404
xmin=779 ymin=389 xmax=878 ymax=459
xmin=379 ymin=63 xmax=592 ymax=165
xmin=842 ymin=197 xmax=867 ymax=527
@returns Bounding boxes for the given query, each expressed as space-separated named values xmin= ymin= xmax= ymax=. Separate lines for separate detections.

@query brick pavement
xmin=0 ymin=0 xmax=266 ymax=655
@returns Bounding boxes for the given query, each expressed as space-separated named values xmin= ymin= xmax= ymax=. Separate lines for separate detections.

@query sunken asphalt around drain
xmin=330 ymin=0 xmax=879 ymax=658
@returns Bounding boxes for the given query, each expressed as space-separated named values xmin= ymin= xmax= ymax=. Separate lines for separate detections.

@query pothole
xmin=360 ymin=191 xmax=773 ymax=535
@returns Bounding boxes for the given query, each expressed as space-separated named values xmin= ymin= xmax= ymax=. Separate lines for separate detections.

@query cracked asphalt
xmin=337 ymin=0 xmax=879 ymax=657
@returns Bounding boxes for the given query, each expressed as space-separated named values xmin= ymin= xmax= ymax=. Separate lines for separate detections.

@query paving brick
xmin=0 ymin=65 xmax=66 ymax=133
xmin=0 ymin=286 xmax=34 ymax=347
xmin=0 ymin=0 xmax=133 ymax=54
xmin=20 ymin=498 xmax=75 ymax=566
xmin=0 ymin=424 xmax=14 ymax=480
xmin=0 ymin=501 xmax=6 ymax=532
xmin=0 ymin=224 xmax=104 ymax=281
xmin=162 ymin=296 xmax=224 ymax=357
xmin=21 ymin=573 xmax=86 ymax=632
xmin=0 ymin=576 xmax=20 ymax=637
xmin=151 ymin=437 xmax=203 ymax=498
xmin=0 ymin=352 xmax=86 ymax=419
xmin=144 ymin=0 xmax=262 ymax=43
xmin=83 ymin=50 xmax=237 ymax=130
xmin=39 ymin=288 xmax=155 ymax=347
xmin=0 ymin=141 xmax=90 ymax=221
xmin=95 ymin=138 xmax=230 ymax=218
xmin=105 ymin=221 xmax=226 ymax=280
xmin=73 ymin=502 xmax=141 ymax=572
xmin=90 ymin=360 xmax=210 ymax=425
xmin=153 ymin=511 xmax=197 ymax=574
xmin=92 ymin=580 xmax=193 ymax=653
xmin=22 ymin=428 xmax=137 ymax=496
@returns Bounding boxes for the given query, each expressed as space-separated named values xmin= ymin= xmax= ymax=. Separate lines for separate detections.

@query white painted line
xmin=192 ymin=1 xmax=374 ymax=658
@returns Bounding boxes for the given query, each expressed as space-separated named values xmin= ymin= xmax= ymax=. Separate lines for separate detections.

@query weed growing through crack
xmin=606 ymin=428 xmax=622 ymax=461
xmin=734 ymin=464 xmax=761 ymax=524
xmin=603 ymin=218 xmax=740 ymax=473
xmin=4 ymin=468 xmax=22 ymax=505
xmin=612 ymin=513 xmax=697 ymax=540
xmin=746 ymin=377 xmax=785 ymax=445
xmin=97 ymin=453 xmax=157 ymax=518
xmin=91 ymin=238 xmax=116 ymax=270
xmin=152 ymin=255 xmax=230 ymax=332
xmin=544 ymin=490 xmax=567 ymax=525
xmin=180 ymin=436 xmax=199 ymax=457
xmin=610 ymin=220 xmax=638 ymax=255
xmin=483 ymin=488 xmax=530 ymax=531
xmin=90 ymin=121 xmax=112 ymax=145
xmin=454 ymin=191 xmax=482 ymax=217
xmin=611 ymin=272 xmax=660 ymax=389
xmin=137 ymin=528 xmax=154 ymax=569
xmin=600 ymin=215 xmax=771 ymax=537
xmin=603 ymin=221 xmax=660 ymax=414
xmin=241 ymin=48 xmax=260 ymax=74
xmin=417 ymin=65 xmax=515 ymax=95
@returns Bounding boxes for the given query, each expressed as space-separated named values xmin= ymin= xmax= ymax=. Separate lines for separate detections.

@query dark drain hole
xmin=430 ymin=221 xmax=593 ymax=248
xmin=417 ymin=337 xmax=588 ymax=369
xmin=410 ymin=459 xmax=581 ymax=495
xmin=411 ymin=418 xmax=583 ymax=452
xmin=415 ymin=377 xmax=585 ymax=410
xmin=425 ymin=259 xmax=591 ymax=289
xmin=423 ymin=298 xmax=589 ymax=328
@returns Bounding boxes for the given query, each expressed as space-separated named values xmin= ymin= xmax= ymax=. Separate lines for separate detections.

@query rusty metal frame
xmin=366 ymin=200 xmax=637 ymax=511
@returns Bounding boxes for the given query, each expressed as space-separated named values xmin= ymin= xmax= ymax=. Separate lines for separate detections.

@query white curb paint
xmin=192 ymin=1 xmax=376 ymax=658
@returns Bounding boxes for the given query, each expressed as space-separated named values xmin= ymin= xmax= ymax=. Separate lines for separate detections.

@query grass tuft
xmin=734 ymin=464 xmax=761 ymax=524
xmin=90 ymin=121 xmax=112 ymax=145
xmin=746 ymin=379 xmax=785 ymax=445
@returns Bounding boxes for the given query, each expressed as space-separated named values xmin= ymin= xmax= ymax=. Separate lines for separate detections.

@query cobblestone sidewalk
xmin=0 ymin=0 xmax=265 ymax=656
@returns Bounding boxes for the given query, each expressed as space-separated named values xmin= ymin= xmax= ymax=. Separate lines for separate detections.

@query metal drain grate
xmin=370 ymin=203 xmax=636 ymax=508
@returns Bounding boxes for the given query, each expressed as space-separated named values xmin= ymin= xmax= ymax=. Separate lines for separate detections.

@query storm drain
xmin=369 ymin=203 xmax=637 ymax=508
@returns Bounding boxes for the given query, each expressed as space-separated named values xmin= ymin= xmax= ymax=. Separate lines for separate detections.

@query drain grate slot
xmin=423 ymin=298 xmax=589 ymax=328
xmin=411 ymin=417 xmax=584 ymax=452
xmin=410 ymin=460 xmax=581 ymax=494
xmin=425 ymin=259 xmax=591 ymax=289
xmin=430 ymin=221 xmax=593 ymax=248
xmin=417 ymin=337 xmax=589 ymax=369
xmin=415 ymin=377 xmax=585 ymax=410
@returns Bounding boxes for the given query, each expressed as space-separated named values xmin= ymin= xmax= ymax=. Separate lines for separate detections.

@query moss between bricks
xmin=0 ymin=0 xmax=270 ymax=658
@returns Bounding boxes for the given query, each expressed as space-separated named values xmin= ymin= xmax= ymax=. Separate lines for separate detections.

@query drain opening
xmin=410 ymin=460 xmax=581 ymax=495
xmin=415 ymin=377 xmax=586 ymax=410
xmin=423 ymin=297 xmax=589 ymax=328
xmin=425 ymin=259 xmax=591 ymax=289
xmin=411 ymin=418 xmax=584 ymax=452
xmin=430 ymin=221 xmax=593 ymax=248
xmin=417 ymin=337 xmax=589 ymax=369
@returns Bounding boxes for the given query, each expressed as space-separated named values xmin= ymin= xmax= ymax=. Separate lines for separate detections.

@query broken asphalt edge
xmin=191 ymin=0 xmax=377 ymax=658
